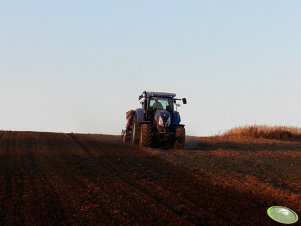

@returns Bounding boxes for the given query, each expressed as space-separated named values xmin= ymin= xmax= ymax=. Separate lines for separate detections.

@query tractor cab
xmin=140 ymin=91 xmax=186 ymax=122
xmin=146 ymin=97 xmax=173 ymax=120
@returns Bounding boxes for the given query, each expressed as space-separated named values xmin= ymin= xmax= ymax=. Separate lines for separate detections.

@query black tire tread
xmin=140 ymin=123 xmax=152 ymax=147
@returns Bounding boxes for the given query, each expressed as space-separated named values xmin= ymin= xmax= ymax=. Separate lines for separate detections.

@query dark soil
xmin=0 ymin=131 xmax=300 ymax=225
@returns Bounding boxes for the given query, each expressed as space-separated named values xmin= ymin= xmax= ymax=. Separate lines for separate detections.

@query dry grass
xmin=223 ymin=125 xmax=301 ymax=142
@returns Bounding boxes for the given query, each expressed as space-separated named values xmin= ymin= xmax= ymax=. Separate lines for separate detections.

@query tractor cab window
xmin=149 ymin=98 xmax=173 ymax=112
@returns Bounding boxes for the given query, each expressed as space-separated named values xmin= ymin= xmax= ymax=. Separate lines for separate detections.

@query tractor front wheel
xmin=139 ymin=123 xmax=152 ymax=147
xmin=173 ymin=126 xmax=185 ymax=149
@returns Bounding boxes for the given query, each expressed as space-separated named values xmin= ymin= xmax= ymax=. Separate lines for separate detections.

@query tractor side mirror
xmin=139 ymin=95 xmax=143 ymax=100
xmin=182 ymin=98 xmax=187 ymax=104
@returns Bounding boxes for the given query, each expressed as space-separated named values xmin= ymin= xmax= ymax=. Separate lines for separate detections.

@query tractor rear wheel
xmin=139 ymin=123 xmax=152 ymax=147
xmin=173 ymin=126 xmax=185 ymax=149
xmin=122 ymin=131 xmax=131 ymax=143
xmin=131 ymin=116 xmax=140 ymax=145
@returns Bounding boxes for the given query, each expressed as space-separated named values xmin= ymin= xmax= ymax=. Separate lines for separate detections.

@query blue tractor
xmin=122 ymin=91 xmax=187 ymax=149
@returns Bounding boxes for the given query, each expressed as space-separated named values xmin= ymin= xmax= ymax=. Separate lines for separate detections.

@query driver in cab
xmin=152 ymin=98 xmax=163 ymax=110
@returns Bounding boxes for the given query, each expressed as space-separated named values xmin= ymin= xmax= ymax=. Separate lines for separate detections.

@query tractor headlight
xmin=158 ymin=116 xmax=164 ymax=127
xmin=158 ymin=116 xmax=171 ymax=127
xmin=166 ymin=117 xmax=171 ymax=126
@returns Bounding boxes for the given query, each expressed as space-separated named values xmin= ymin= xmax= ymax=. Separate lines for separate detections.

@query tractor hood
xmin=154 ymin=110 xmax=171 ymax=129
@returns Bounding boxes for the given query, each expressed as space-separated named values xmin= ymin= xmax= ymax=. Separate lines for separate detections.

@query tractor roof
xmin=144 ymin=91 xmax=176 ymax=98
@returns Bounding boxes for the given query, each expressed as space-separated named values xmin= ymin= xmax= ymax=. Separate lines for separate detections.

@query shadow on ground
xmin=185 ymin=140 xmax=301 ymax=151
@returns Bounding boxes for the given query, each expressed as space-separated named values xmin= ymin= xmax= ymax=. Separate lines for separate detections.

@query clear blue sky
xmin=1 ymin=1 xmax=300 ymax=135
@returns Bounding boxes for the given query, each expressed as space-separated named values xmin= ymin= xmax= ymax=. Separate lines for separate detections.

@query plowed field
xmin=0 ymin=131 xmax=300 ymax=225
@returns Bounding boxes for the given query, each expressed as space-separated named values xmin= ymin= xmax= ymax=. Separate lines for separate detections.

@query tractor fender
xmin=135 ymin=108 xmax=144 ymax=124
xmin=173 ymin=111 xmax=181 ymax=125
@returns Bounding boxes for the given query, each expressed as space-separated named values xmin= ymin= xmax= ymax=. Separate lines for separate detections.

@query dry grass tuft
xmin=223 ymin=125 xmax=301 ymax=142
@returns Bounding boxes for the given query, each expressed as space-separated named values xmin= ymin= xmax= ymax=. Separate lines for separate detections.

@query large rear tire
xmin=122 ymin=132 xmax=131 ymax=143
xmin=122 ymin=133 xmax=126 ymax=143
xmin=131 ymin=116 xmax=140 ymax=145
xmin=139 ymin=123 xmax=152 ymax=147
xmin=173 ymin=126 xmax=185 ymax=149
